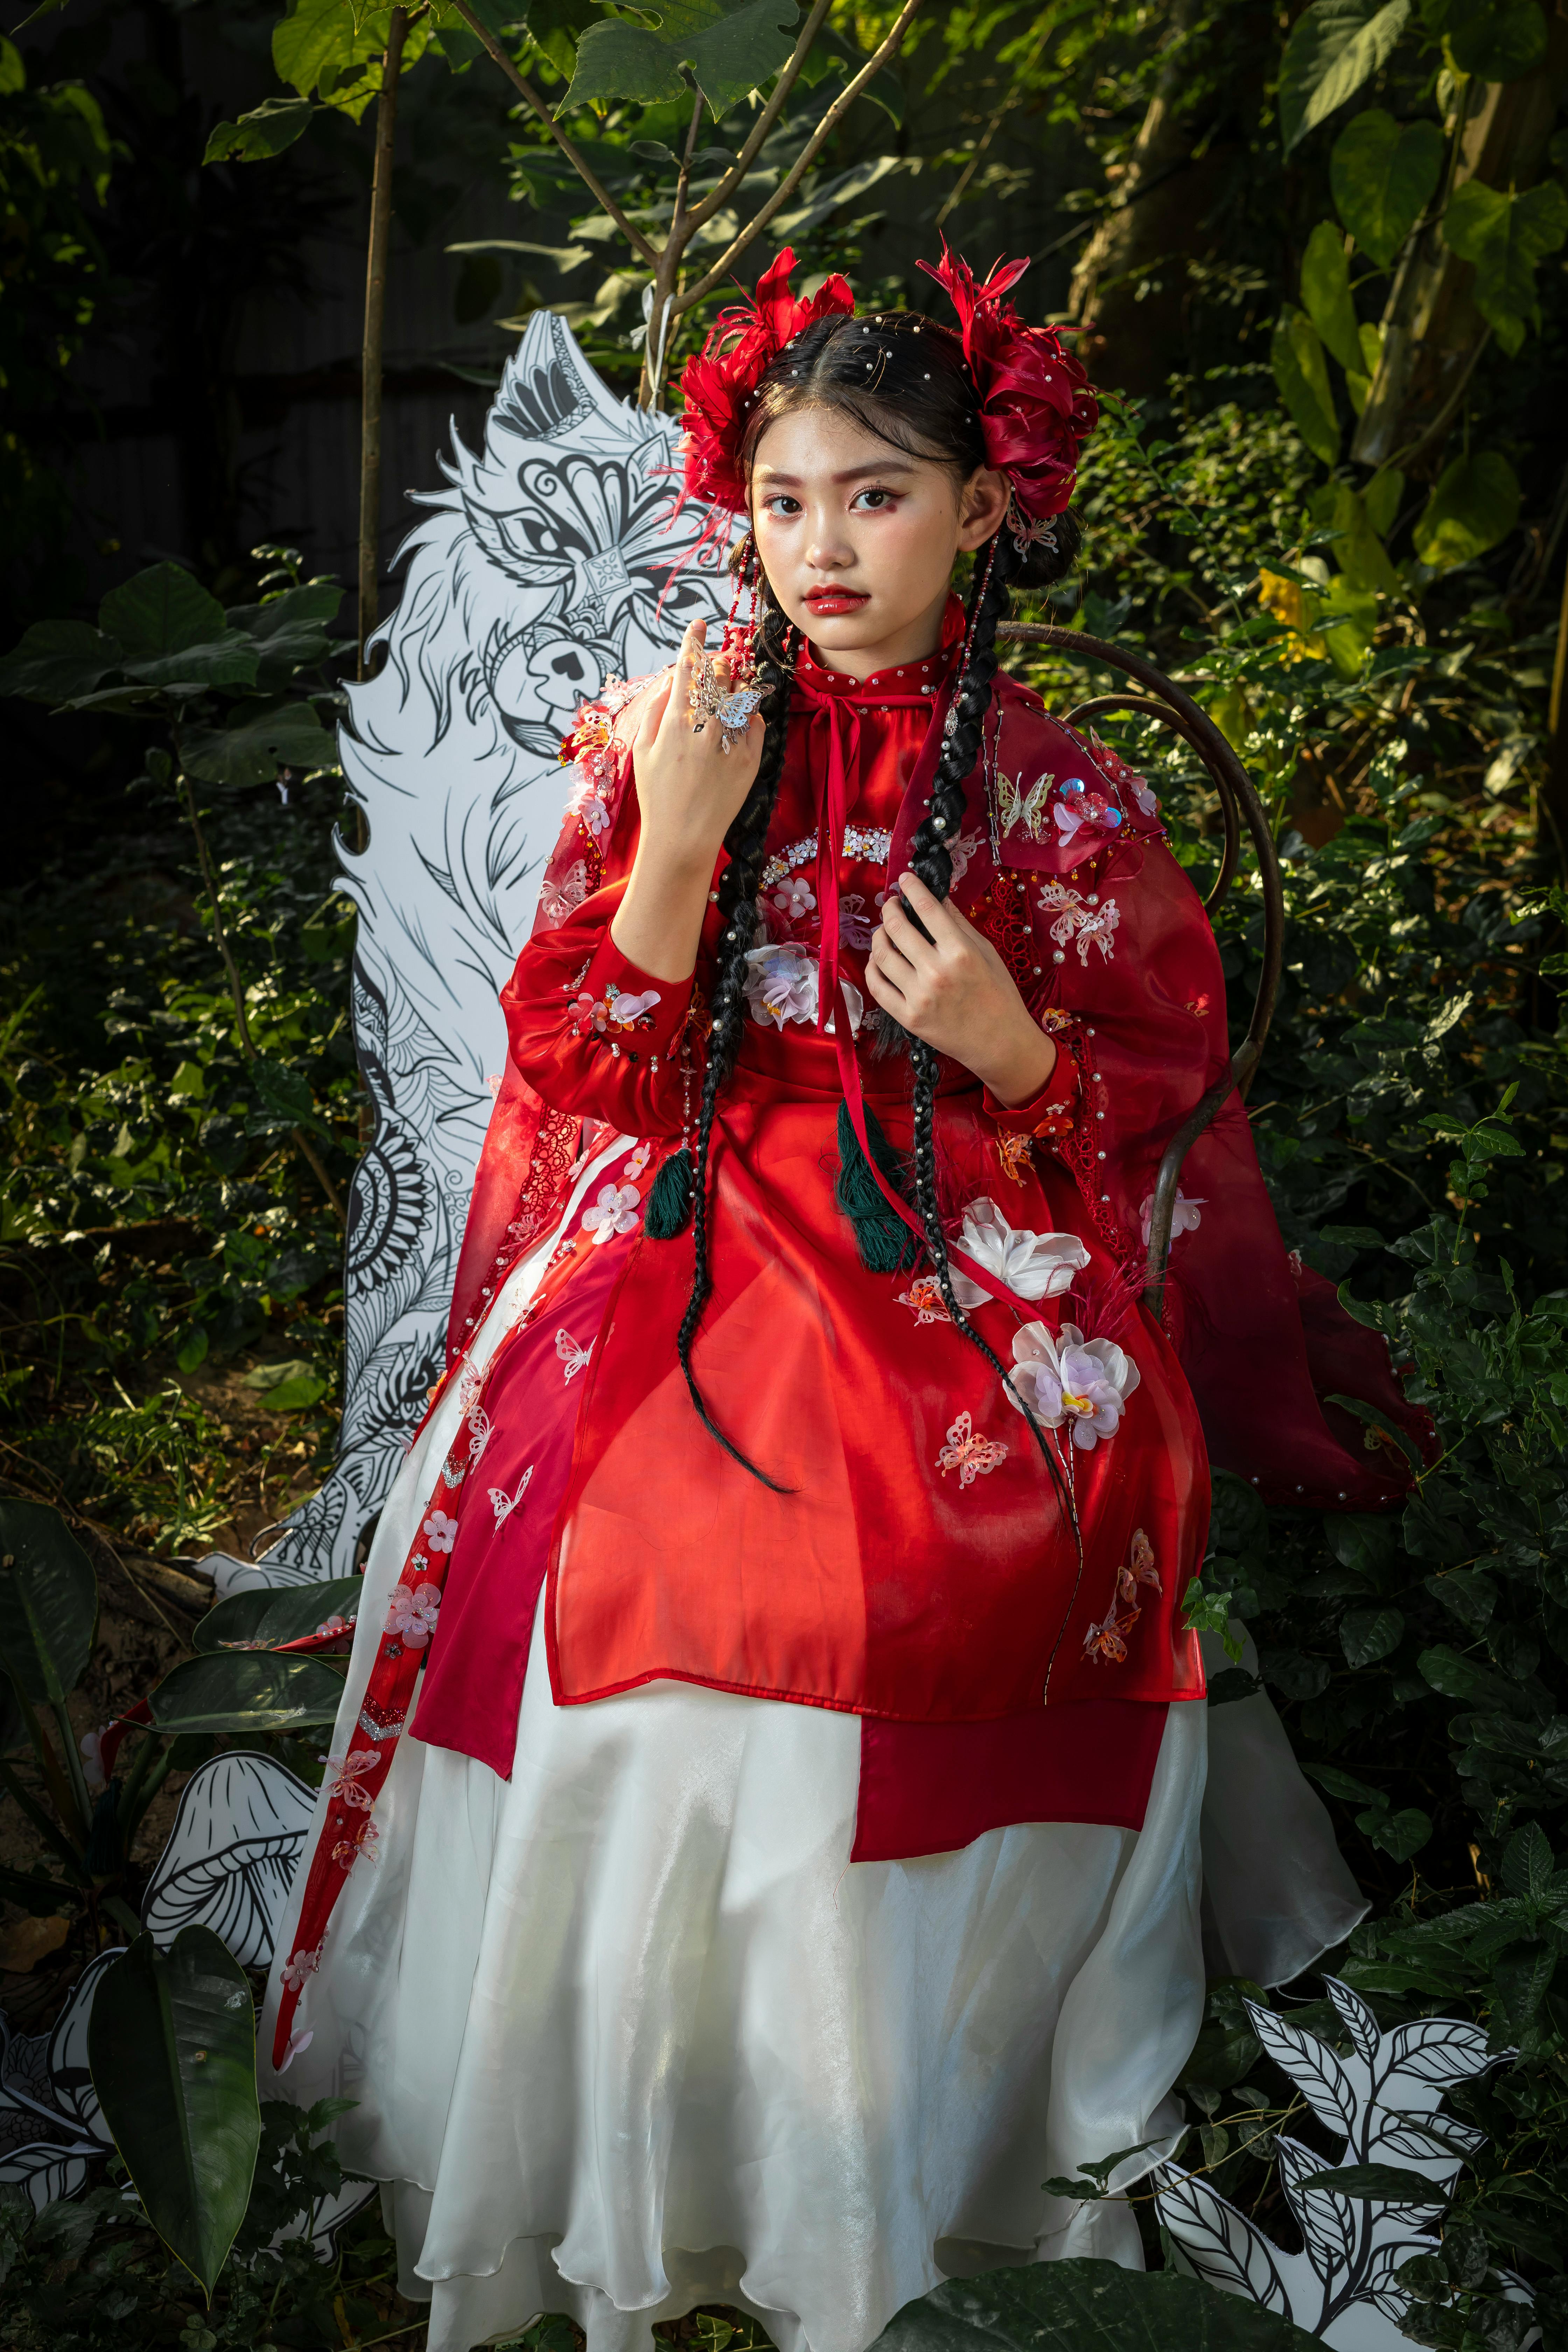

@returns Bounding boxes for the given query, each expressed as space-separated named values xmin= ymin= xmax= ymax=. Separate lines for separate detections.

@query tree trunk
xmin=1068 ymin=0 xmax=1208 ymax=391
xmin=1352 ymin=20 xmax=1568 ymax=471
xmin=358 ymin=6 xmax=408 ymax=676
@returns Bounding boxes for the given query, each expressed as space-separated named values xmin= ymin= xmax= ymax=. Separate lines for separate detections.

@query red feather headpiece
xmin=677 ymin=243 xmax=1097 ymax=536
xmin=915 ymin=243 xmax=1098 ymax=534
xmin=678 ymin=246 xmax=855 ymax=513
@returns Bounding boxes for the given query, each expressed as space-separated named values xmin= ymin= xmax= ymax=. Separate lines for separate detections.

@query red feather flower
xmin=678 ymin=246 xmax=855 ymax=512
xmin=916 ymin=242 xmax=1097 ymax=526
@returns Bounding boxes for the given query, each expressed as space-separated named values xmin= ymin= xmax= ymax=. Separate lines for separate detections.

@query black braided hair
xmin=672 ymin=582 xmax=797 ymax=1487
xmin=673 ymin=303 xmax=1083 ymax=1497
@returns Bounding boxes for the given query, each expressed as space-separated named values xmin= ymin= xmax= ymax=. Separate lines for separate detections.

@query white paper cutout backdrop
xmin=1154 ymin=1976 xmax=1506 ymax=2349
xmin=0 ymin=1948 xmax=120 ymax=2213
xmin=142 ymin=1749 xmax=317 ymax=1967
xmin=214 ymin=308 xmax=732 ymax=1597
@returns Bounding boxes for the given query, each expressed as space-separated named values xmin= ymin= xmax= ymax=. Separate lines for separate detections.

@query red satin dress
xmin=409 ymin=608 xmax=1207 ymax=1838
xmin=272 ymin=600 xmax=1434 ymax=2063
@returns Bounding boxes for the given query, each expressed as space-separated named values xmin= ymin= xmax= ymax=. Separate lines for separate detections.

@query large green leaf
xmin=180 ymin=699 xmax=340 ymax=786
xmin=1300 ymin=219 xmax=1363 ymax=371
xmin=1442 ymin=178 xmax=1568 ymax=354
xmin=98 ymin=562 xmax=228 ymax=660
xmin=0 ymin=618 xmax=122 ymax=705
xmin=1279 ymin=0 xmax=1411 ymax=155
xmin=204 ymin=95 xmax=315 ymax=163
xmin=274 ymin=0 xmax=375 ymax=97
xmin=562 ymin=0 xmax=802 ymax=115
xmin=87 ymin=1929 xmax=260 ymax=2296
xmin=149 ymin=1651 xmax=346 ymax=1734
xmin=1330 ymin=108 xmax=1443 ymax=266
xmin=193 ymin=1576 xmax=365 ymax=1655
xmin=1412 ymin=451 xmax=1521 ymax=568
xmin=1270 ymin=308 xmax=1340 ymax=464
xmin=1429 ymin=0 xmax=1548 ymax=81
xmin=872 ymin=2259 xmax=1322 ymax=2352
xmin=0 ymin=1500 xmax=98 ymax=1706
xmin=122 ymin=638 xmax=260 ymax=694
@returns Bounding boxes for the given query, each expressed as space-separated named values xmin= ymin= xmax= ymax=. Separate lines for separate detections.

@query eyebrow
xmin=753 ymin=459 xmax=920 ymax=486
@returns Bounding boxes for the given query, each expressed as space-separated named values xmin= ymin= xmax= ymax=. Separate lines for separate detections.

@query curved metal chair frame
xmin=994 ymin=624 xmax=1284 ymax=1321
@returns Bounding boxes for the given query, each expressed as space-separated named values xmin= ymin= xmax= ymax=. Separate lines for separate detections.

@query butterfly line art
xmin=489 ymin=1467 xmax=535 ymax=1530
xmin=555 ymin=1329 xmax=592 ymax=1383
xmin=937 ymin=1412 xmax=1009 ymax=1488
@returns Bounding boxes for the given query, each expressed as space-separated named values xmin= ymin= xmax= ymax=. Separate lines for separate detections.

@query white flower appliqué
xmin=422 ymin=1510 xmax=458 ymax=1554
xmin=947 ymin=1199 xmax=1091 ymax=1312
xmin=741 ymin=943 xmax=863 ymax=1034
xmin=1007 ymin=1321 xmax=1141 ymax=1450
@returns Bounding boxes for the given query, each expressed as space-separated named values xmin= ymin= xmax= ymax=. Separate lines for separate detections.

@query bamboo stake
xmin=359 ymin=5 xmax=409 ymax=678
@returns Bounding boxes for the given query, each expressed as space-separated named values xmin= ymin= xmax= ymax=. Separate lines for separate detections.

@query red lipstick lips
xmin=804 ymin=588 xmax=869 ymax=615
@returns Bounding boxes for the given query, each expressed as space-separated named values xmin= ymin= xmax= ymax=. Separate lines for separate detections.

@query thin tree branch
xmin=359 ymin=4 xmax=409 ymax=675
xmin=669 ymin=81 xmax=706 ymax=247
xmin=447 ymin=0 xmax=659 ymax=266
xmin=673 ymin=0 xmax=924 ymax=313
xmin=682 ymin=0 xmax=833 ymax=234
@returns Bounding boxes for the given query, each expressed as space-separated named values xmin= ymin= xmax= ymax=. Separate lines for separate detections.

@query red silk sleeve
xmin=501 ymin=886 xmax=696 ymax=1140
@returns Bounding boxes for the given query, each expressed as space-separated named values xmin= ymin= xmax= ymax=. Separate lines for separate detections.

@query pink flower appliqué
xmin=606 ymin=984 xmax=661 ymax=1028
xmin=772 ymin=874 xmax=817 ymax=922
xmin=422 ymin=1510 xmax=458 ymax=1554
xmin=385 ymin=1581 xmax=442 ymax=1647
xmin=1007 ymin=1321 xmax=1140 ymax=1450
xmin=279 ymin=1940 xmax=323 ymax=1994
xmin=936 ymin=1410 xmax=1009 ymax=1488
xmin=582 ymin=1182 xmax=641 ymax=1244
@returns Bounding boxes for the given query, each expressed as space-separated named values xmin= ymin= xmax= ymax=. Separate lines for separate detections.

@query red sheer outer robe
xmin=411 ymin=610 xmax=1428 ymax=1771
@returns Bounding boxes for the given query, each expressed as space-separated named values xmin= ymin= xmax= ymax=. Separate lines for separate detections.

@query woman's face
xmin=749 ymin=406 xmax=1009 ymax=680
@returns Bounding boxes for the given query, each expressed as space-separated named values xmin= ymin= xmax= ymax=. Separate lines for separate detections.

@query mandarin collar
xmin=793 ymin=590 xmax=965 ymax=707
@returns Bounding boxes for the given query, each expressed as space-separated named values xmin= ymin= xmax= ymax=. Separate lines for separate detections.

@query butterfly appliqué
xmin=936 ymin=1411 xmax=1009 ymax=1488
xmin=997 ymin=771 xmax=1054 ymax=843
xmin=489 ymin=1466 xmax=534 ymax=1529
xmin=555 ymin=1329 xmax=592 ymax=1383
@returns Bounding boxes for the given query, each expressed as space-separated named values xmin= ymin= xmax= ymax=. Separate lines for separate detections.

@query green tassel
xmin=835 ymin=1101 xmax=920 ymax=1273
xmin=645 ymin=1146 xmax=694 ymax=1239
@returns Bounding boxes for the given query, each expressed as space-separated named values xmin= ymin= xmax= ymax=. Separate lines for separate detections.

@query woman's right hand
xmin=629 ymin=619 xmax=765 ymax=874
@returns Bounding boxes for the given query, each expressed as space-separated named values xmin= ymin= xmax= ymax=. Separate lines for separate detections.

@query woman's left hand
xmin=866 ymin=870 xmax=1056 ymax=1109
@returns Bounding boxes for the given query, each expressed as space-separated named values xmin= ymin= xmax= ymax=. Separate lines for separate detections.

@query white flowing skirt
xmin=262 ymin=1142 xmax=1365 ymax=2352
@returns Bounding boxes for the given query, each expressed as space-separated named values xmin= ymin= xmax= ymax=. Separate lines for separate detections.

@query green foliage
xmin=0 ymin=1498 xmax=99 ymax=1703
xmin=1413 ymin=452 xmax=1522 ymax=568
xmin=0 ymin=2100 xmax=407 ymax=2350
xmin=87 ymin=1930 xmax=261 ymax=2298
xmin=1425 ymin=0 xmax=1549 ymax=82
xmin=1300 ymin=219 xmax=1362 ymax=373
xmin=1270 ymin=309 xmax=1340 ymax=465
xmin=562 ymin=0 xmax=804 ymax=114
xmin=1278 ymin=0 xmax=1412 ymax=156
xmin=0 ymin=36 xmax=117 ymax=608
xmin=878 ymin=2261 xmax=1321 ymax=2351
xmin=148 ymin=1651 xmax=347 ymax=1734
xmin=1329 ymin=107 xmax=1443 ymax=268
xmin=191 ymin=1576 xmax=363 ymax=1653
xmin=1441 ymin=180 xmax=1568 ymax=357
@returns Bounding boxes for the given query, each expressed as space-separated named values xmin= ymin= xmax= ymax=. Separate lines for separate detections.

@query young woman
xmin=263 ymin=250 xmax=1427 ymax=2352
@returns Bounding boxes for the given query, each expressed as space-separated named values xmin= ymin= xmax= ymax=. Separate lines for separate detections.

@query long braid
xmin=673 ymin=588 xmax=797 ymax=1487
xmin=904 ymin=533 xmax=1080 ymax=1533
